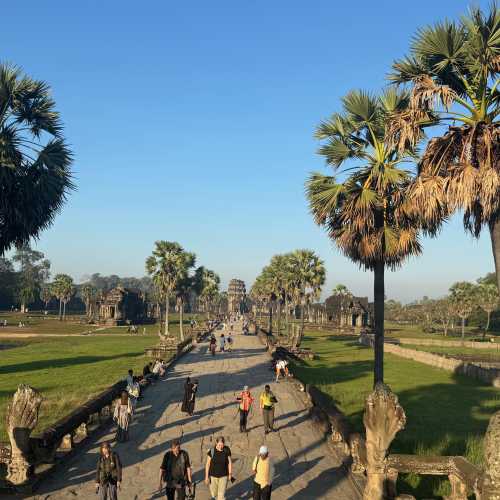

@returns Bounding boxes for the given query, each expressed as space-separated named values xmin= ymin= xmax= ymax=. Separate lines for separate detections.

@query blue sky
xmin=2 ymin=0 xmax=493 ymax=302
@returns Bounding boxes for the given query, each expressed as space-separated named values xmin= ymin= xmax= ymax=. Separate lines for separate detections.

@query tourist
xmin=226 ymin=332 xmax=233 ymax=351
xmin=236 ymin=385 xmax=254 ymax=432
xmin=209 ymin=335 xmax=217 ymax=356
xmin=252 ymin=445 xmax=274 ymax=500
xmin=275 ymin=359 xmax=289 ymax=382
xmin=143 ymin=362 xmax=155 ymax=382
xmin=159 ymin=440 xmax=192 ymax=500
xmin=126 ymin=369 xmax=134 ymax=387
xmin=181 ymin=377 xmax=198 ymax=416
xmin=126 ymin=377 xmax=140 ymax=411
xmin=259 ymin=385 xmax=277 ymax=434
xmin=204 ymin=436 xmax=233 ymax=500
xmin=113 ymin=391 xmax=132 ymax=442
xmin=219 ymin=334 xmax=226 ymax=352
xmin=152 ymin=359 xmax=162 ymax=379
xmin=95 ymin=442 xmax=122 ymax=500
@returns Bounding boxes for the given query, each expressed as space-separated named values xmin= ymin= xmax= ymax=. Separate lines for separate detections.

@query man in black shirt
xmin=204 ymin=436 xmax=232 ymax=499
xmin=159 ymin=440 xmax=192 ymax=500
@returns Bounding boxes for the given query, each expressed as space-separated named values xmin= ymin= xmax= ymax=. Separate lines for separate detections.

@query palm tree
xmin=40 ymin=286 xmax=53 ymax=311
xmin=332 ymin=284 xmax=353 ymax=325
xmin=388 ymin=5 xmax=500 ymax=290
xmin=81 ymin=284 xmax=96 ymax=318
xmin=51 ymin=274 xmax=74 ymax=320
xmin=173 ymin=252 xmax=196 ymax=341
xmin=0 ymin=64 xmax=73 ymax=254
xmin=289 ymin=249 xmax=326 ymax=344
xmin=193 ymin=267 xmax=220 ymax=320
xmin=306 ymin=89 xmax=423 ymax=384
xmin=146 ymin=241 xmax=189 ymax=336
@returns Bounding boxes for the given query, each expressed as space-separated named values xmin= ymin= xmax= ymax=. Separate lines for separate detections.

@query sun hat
xmin=259 ymin=445 xmax=268 ymax=455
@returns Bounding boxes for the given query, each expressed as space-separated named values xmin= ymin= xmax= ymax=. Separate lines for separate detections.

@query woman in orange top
xmin=236 ymin=385 xmax=254 ymax=433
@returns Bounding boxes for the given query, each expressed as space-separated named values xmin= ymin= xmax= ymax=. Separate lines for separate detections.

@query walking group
xmin=94 ymin=315 xmax=282 ymax=500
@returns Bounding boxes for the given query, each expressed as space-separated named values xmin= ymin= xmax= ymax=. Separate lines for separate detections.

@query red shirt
xmin=238 ymin=391 xmax=254 ymax=411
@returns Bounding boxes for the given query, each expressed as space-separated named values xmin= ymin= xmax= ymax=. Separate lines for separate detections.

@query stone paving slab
xmin=29 ymin=322 xmax=361 ymax=499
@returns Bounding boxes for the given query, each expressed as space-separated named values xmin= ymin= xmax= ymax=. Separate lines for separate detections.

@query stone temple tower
xmin=228 ymin=279 xmax=246 ymax=313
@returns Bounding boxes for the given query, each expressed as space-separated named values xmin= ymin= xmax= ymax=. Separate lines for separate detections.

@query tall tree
xmin=80 ymin=284 xmax=97 ymax=319
xmin=0 ymin=64 xmax=73 ymax=254
xmin=146 ymin=241 xmax=188 ymax=336
xmin=51 ymin=274 xmax=74 ymax=321
xmin=193 ymin=267 xmax=220 ymax=320
xmin=476 ymin=282 xmax=499 ymax=335
xmin=12 ymin=245 xmax=50 ymax=312
xmin=306 ymin=89 xmax=424 ymax=385
xmin=40 ymin=286 xmax=53 ymax=311
xmin=173 ymin=252 xmax=196 ymax=341
xmin=388 ymin=5 xmax=500 ymax=290
xmin=449 ymin=281 xmax=478 ymax=339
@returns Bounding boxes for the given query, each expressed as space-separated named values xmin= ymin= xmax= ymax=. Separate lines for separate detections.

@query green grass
xmin=0 ymin=312 xmax=206 ymax=337
xmin=293 ymin=330 xmax=500 ymax=498
xmin=0 ymin=335 xmax=162 ymax=441
xmin=403 ymin=344 xmax=500 ymax=361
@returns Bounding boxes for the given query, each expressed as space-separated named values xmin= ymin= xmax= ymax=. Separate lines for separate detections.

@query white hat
xmin=259 ymin=445 xmax=268 ymax=455
xmin=243 ymin=385 xmax=249 ymax=391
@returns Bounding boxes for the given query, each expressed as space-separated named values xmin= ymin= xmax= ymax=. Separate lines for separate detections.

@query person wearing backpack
xmin=236 ymin=385 xmax=254 ymax=433
xmin=159 ymin=440 xmax=192 ymax=500
xmin=204 ymin=436 xmax=233 ymax=500
xmin=95 ymin=441 xmax=122 ymax=500
xmin=252 ymin=445 xmax=274 ymax=500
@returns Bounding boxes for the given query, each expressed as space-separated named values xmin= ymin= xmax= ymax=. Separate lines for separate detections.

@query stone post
xmin=363 ymin=383 xmax=406 ymax=500
xmin=6 ymin=385 xmax=43 ymax=485
xmin=479 ymin=410 xmax=500 ymax=499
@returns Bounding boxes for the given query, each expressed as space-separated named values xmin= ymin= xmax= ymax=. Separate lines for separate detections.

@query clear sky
xmin=2 ymin=0 xmax=493 ymax=302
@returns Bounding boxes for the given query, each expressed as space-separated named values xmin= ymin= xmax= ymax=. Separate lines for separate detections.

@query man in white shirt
xmin=275 ymin=359 xmax=289 ymax=382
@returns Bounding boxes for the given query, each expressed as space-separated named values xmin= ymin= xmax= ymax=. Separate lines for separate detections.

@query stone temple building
xmin=324 ymin=295 xmax=372 ymax=327
xmin=227 ymin=279 xmax=246 ymax=313
xmin=96 ymin=286 xmax=147 ymax=326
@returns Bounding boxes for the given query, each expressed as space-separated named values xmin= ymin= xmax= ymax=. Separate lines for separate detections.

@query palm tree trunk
xmin=63 ymin=301 xmax=67 ymax=321
xmin=179 ymin=298 xmax=184 ymax=341
xmin=485 ymin=310 xmax=491 ymax=338
xmin=373 ymin=261 xmax=385 ymax=386
xmin=268 ymin=300 xmax=273 ymax=335
xmin=301 ymin=302 xmax=305 ymax=332
xmin=489 ymin=218 xmax=500 ymax=292
xmin=277 ymin=300 xmax=281 ymax=336
xmin=165 ymin=294 xmax=170 ymax=335
xmin=285 ymin=297 xmax=289 ymax=334
xmin=58 ymin=299 xmax=62 ymax=321
xmin=461 ymin=317 xmax=465 ymax=339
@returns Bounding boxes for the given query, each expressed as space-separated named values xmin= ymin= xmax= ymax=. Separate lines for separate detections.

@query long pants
xmin=253 ymin=482 xmax=272 ymax=500
xmin=262 ymin=408 xmax=274 ymax=432
xmin=165 ymin=486 xmax=186 ymax=500
xmin=240 ymin=409 xmax=249 ymax=431
xmin=210 ymin=476 xmax=228 ymax=499
xmin=99 ymin=483 xmax=118 ymax=500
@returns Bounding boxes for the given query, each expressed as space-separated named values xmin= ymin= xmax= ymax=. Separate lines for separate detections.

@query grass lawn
xmin=0 ymin=311 xmax=206 ymax=337
xmin=403 ymin=344 xmax=500 ymax=360
xmin=0 ymin=335 xmax=162 ymax=441
xmin=293 ymin=330 xmax=500 ymax=498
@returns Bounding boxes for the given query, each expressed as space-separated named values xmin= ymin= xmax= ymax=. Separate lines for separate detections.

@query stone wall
xmin=360 ymin=334 xmax=500 ymax=387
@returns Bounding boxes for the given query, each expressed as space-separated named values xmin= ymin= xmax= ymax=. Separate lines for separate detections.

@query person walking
xmin=114 ymin=391 xmax=132 ymax=442
xmin=259 ymin=385 xmax=277 ymax=434
xmin=209 ymin=335 xmax=217 ymax=356
xmin=204 ymin=436 xmax=232 ymax=500
xmin=236 ymin=385 xmax=254 ymax=432
xmin=181 ymin=377 xmax=198 ymax=416
xmin=219 ymin=334 xmax=226 ymax=352
xmin=252 ymin=445 xmax=274 ymax=500
xmin=159 ymin=440 xmax=193 ymax=500
xmin=95 ymin=442 xmax=122 ymax=500
xmin=226 ymin=332 xmax=233 ymax=352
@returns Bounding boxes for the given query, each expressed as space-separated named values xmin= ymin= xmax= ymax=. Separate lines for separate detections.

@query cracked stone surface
xmin=29 ymin=322 xmax=361 ymax=499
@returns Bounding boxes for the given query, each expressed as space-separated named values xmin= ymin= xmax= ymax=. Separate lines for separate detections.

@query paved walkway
xmin=30 ymin=322 xmax=361 ymax=499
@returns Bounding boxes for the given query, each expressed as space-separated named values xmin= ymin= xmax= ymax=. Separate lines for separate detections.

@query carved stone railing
xmin=350 ymin=383 xmax=500 ymax=500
